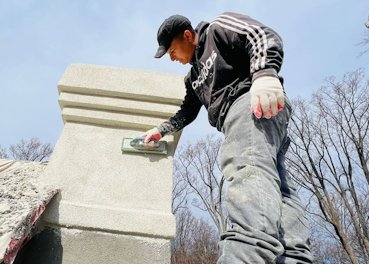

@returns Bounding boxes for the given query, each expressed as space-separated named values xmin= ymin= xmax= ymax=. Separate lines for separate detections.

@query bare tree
xmin=173 ymin=134 xmax=229 ymax=235
xmin=358 ymin=13 xmax=369 ymax=55
xmin=0 ymin=145 xmax=9 ymax=159
xmin=359 ymin=32 xmax=369 ymax=56
xmin=172 ymin=160 xmax=191 ymax=215
xmin=286 ymin=69 xmax=369 ymax=264
xmin=171 ymin=208 xmax=219 ymax=264
xmin=310 ymin=224 xmax=349 ymax=264
xmin=1 ymin=137 xmax=53 ymax=162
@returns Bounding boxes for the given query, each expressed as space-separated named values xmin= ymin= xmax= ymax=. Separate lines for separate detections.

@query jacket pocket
xmin=208 ymin=78 xmax=240 ymax=131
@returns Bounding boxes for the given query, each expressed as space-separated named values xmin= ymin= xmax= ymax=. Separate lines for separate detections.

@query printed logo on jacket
xmin=192 ymin=50 xmax=217 ymax=90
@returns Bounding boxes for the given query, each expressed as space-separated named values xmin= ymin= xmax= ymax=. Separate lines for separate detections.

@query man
xmin=143 ymin=12 xmax=314 ymax=263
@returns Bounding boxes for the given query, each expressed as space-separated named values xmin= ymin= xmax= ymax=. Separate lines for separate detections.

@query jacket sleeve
xmin=209 ymin=12 xmax=284 ymax=82
xmin=157 ymin=74 xmax=202 ymax=137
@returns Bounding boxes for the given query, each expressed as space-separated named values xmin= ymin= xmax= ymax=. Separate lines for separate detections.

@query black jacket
xmin=158 ymin=12 xmax=284 ymax=136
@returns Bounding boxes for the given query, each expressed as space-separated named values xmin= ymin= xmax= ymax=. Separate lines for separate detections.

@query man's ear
xmin=183 ymin=30 xmax=194 ymax=43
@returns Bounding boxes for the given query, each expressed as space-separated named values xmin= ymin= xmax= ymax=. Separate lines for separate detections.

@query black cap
xmin=154 ymin=15 xmax=192 ymax=58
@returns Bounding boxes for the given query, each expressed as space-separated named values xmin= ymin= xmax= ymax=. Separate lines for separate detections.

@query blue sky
xmin=0 ymin=0 xmax=368 ymax=149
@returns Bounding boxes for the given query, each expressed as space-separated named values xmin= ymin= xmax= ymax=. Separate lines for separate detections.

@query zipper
xmin=194 ymin=46 xmax=202 ymax=75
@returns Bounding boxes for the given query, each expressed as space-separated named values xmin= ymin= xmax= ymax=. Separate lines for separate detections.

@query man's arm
xmin=158 ymin=76 xmax=202 ymax=137
xmin=143 ymin=75 xmax=202 ymax=142
xmin=209 ymin=12 xmax=284 ymax=81
xmin=209 ymin=12 xmax=285 ymax=118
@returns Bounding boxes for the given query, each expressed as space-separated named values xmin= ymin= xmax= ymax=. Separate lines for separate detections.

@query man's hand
xmin=249 ymin=76 xmax=284 ymax=119
xmin=142 ymin=127 xmax=162 ymax=143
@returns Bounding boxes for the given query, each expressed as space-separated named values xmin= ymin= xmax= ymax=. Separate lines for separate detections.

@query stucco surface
xmin=36 ymin=64 xmax=185 ymax=263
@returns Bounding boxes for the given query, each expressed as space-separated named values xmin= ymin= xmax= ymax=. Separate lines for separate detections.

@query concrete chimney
xmin=36 ymin=64 xmax=185 ymax=263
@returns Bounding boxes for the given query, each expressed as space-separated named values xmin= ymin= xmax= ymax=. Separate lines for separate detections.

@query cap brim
xmin=154 ymin=45 xmax=167 ymax=58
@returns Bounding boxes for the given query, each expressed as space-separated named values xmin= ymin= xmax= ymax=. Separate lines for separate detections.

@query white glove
xmin=249 ymin=76 xmax=284 ymax=119
xmin=142 ymin=127 xmax=162 ymax=143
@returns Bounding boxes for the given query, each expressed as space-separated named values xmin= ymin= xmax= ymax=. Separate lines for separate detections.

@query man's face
xmin=167 ymin=30 xmax=196 ymax=65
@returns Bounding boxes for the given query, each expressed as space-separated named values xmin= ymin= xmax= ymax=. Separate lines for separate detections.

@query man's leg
xmin=217 ymin=91 xmax=289 ymax=263
xmin=276 ymin=136 xmax=314 ymax=264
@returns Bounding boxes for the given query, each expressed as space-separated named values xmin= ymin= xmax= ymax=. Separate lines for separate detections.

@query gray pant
xmin=217 ymin=91 xmax=314 ymax=263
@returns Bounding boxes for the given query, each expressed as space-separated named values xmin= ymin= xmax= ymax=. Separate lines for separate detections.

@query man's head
xmin=154 ymin=15 xmax=198 ymax=64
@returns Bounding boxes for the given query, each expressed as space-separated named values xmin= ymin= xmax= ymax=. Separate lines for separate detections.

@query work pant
xmin=217 ymin=91 xmax=314 ymax=263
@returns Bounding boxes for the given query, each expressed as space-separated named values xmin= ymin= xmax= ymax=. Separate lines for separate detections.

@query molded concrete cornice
xmin=58 ymin=64 xmax=185 ymax=130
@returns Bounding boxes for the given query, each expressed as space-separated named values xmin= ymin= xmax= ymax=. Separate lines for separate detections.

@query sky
xmin=0 ymin=0 xmax=368 ymax=150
